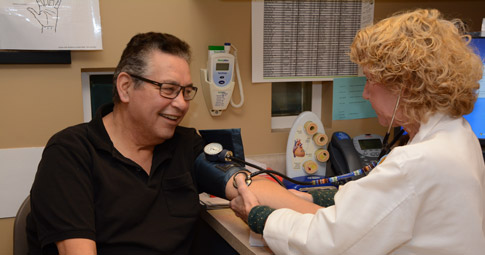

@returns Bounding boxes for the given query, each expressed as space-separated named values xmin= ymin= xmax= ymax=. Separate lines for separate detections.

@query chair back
xmin=13 ymin=196 xmax=30 ymax=255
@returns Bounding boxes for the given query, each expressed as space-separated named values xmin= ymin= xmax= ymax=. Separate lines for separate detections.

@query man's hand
xmin=230 ymin=176 xmax=260 ymax=222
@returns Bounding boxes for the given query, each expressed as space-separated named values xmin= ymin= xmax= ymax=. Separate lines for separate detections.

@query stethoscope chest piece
xmin=232 ymin=171 xmax=252 ymax=188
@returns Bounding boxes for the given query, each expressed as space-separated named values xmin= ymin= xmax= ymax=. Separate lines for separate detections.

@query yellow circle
xmin=303 ymin=160 xmax=318 ymax=174
xmin=315 ymin=149 xmax=329 ymax=162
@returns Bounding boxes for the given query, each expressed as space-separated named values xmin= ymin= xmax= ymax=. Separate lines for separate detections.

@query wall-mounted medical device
xmin=200 ymin=43 xmax=244 ymax=116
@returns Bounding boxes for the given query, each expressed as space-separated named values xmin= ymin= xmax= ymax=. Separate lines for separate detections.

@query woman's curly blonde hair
xmin=350 ymin=9 xmax=483 ymax=125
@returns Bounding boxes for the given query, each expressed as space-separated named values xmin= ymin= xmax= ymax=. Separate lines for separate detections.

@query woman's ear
xmin=116 ymin=72 xmax=132 ymax=103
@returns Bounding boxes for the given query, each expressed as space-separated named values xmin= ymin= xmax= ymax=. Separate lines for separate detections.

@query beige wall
xmin=1 ymin=0 xmax=484 ymax=253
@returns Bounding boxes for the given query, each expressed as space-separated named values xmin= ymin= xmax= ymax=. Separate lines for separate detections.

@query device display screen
xmin=358 ymin=139 xmax=382 ymax=150
xmin=216 ymin=63 xmax=230 ymax=71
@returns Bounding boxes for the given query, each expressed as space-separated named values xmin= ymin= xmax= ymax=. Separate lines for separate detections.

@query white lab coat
xmin=263 ymin=113 xmax=485 ymax=255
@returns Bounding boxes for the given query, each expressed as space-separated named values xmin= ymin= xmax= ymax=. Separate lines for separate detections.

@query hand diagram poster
xmin=0 ymin=0 xmax=102 ymax=50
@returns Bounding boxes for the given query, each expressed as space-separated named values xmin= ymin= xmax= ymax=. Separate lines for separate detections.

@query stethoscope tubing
xmin=228 ymin=130 xmax=404 ymax=188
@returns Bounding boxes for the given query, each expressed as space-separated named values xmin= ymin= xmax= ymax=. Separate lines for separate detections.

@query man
xmin=26 ymin=32 xmax=242 ymax=254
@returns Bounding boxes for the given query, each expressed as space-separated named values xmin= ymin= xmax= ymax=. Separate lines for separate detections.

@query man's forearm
xmin=226 ymin=176 xmax=321 ymax=214
xmin=56 ymin=238 xmax=97 ymax=255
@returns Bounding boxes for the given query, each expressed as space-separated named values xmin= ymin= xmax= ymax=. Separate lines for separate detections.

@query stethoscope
xmin=204 ymin=87 xmax=405 ymax=189
xmin=205 ymin=126 xmax=403 ymax=189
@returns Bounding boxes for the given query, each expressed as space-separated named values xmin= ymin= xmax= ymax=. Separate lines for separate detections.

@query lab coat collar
xmin=408 ymin=112 xmax=452 ymax=145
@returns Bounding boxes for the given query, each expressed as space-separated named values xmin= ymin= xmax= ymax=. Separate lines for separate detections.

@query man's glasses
xmin=128 ymin=73 xmax=198 ymax=101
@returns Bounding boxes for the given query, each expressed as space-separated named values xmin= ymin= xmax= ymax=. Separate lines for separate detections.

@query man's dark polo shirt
xmin=27 ymin=103 xmax=205 ymax=255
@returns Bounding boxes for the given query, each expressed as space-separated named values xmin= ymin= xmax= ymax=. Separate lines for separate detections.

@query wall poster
xmin=252 ymin=0 xmax=374 ymax=82
xmin=0 ymin=0 xmax=102 ymax=50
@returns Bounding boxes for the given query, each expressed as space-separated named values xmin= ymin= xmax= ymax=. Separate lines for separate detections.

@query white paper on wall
xmin=0 ymin=147 xmax=43 ymax=218
xmin=0 ymin=0 xmax=102 ymax=50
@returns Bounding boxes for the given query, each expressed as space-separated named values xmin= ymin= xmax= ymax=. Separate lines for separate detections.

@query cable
xmin=228 ymin=156 xmax=284 ymax=186
xmin=378 ymin=87 xmax=403 ymax=159
xmin=227 ymin=155 xmax=378 ymax=187
xmin=229 ymin=44 xmax=244 ymax=108
xmin=222 ymin=124 xmax=405 ymax=189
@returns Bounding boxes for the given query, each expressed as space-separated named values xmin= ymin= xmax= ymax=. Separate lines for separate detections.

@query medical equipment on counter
xmin=194 ymin=128 xmax=248 ymax=198
xmin=328 ymin=132 xmax=383 ymax=176
xmin=200 ymin=43 xmax=244 ymax=116
xmin=206 ymin=128 xmax=403 ymax=190
xmin=203 ymin=142 xmax=380 ymax=191
xmin=197 ymin=125 xmax=404 ymax=191
xmin=286 ymin=111 xmax=329 ymax=179
xmin=282 ymin=88 xmax=404 ymax=189
xmin=353 ymin=133 xmax=384 ymax=164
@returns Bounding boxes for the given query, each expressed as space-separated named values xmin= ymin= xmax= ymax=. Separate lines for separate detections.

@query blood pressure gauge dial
xmin=204 ymin=143 xmax=232 ymax=162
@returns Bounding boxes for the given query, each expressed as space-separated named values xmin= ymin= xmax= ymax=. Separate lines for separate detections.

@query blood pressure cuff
xmin=199 ymin=128 xmax=245 ymax=161
xmin=194 ymin=153 xmax=247 ymax=199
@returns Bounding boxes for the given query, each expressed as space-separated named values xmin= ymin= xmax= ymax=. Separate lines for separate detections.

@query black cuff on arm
xmin=247 ymin=205 xmax=275 ymax=234
xmin=308 ymin=189 xmax=337 ymax=207
xmin=194 ymin=153 xmax=248 ymax=198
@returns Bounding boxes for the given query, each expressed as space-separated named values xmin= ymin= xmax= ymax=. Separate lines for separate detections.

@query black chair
xmin=13 ymin=196 xmax=30 ymax=255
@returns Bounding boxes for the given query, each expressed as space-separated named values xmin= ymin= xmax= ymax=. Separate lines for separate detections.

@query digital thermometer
xmin=209 ymin=53 xmax=235 ymax=88
xmin=200 ymin=52 xmax=235 ymax=116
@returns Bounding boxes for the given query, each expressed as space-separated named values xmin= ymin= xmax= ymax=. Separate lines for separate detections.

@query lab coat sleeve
xmin=263 ymin=149 xmax=419 ymax=255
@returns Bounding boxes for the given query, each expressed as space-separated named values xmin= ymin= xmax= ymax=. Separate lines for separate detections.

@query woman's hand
xmin=230 ymin=176 xmax=260 ymax=222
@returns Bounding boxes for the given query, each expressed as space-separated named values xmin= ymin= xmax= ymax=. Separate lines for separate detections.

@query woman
xmin=230 ymin=9 xmax=485 ymax=254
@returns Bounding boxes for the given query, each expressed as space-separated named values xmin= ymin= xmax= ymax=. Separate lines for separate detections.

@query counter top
xmin=201 ymin=208 xmax=273 ymax=255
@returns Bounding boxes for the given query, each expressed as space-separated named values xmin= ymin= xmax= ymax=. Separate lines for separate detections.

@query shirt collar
xmin=87 ymin=103 xmax=176 ymax=168
xmin=409 ymin=112 xmax=451 ymax=145
xmin=87 ymin=103 xmax=115 ymax=153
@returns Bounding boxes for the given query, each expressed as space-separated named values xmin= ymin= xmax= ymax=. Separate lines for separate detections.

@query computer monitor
xmin=463 ymin=35 xmax=485 ymax=149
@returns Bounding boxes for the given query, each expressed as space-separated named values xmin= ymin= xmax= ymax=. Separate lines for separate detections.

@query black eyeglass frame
xmin=127 ymin=73 xmax=198 ymax=101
